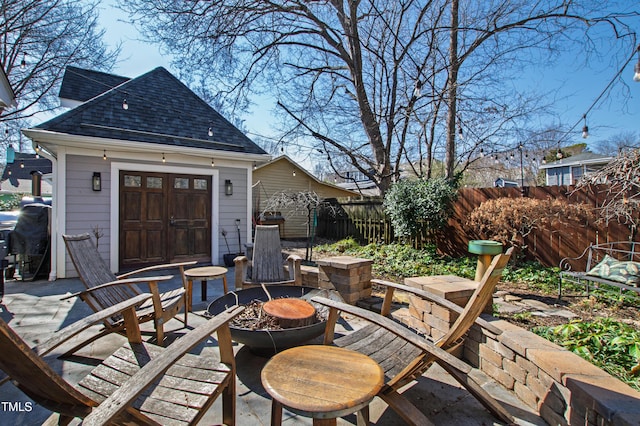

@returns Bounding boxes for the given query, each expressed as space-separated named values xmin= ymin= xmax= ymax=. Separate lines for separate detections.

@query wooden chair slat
xmin=0 ymin=303 xmax=243 ymax=425
xmin=311 ymin=247 xmax=515 ymax=425
xmin=234 ymin=225 xmax=302 ymax=288
xmin=63 ymin=233 xmax=196 ymax=350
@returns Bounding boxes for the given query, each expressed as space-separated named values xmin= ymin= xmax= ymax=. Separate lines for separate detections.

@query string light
xmin=20 ymin=53 xmax=26 ymax=70
xmin=211 ymin=158 xmax=215 ymax=167
xmin=162 ymin=153 xmax=165 ymax=163
xmin=20 ymin=161 xmax=24 ymax=168
xmin=122 ymin=98 xmax=128 ymax=110
xmin=103 ymin=150 xmax=107 ymax=160
xmin=208 ymin=127 xmax=213 ymax=137
xmin=292 ymin=169 xmax=296 ymax=177
xmin=581 ymin=115 xmax=589 ymax=139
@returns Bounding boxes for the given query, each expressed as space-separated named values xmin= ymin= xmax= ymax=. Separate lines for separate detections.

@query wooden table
xmin=261 ymin=345 xmax=384 ymax=425
xmin=184 ymin=266 xmax=228 ymax=310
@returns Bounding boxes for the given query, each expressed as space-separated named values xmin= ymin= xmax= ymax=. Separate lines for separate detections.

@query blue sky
xmin=97 ymin=2 xmax=639 ymax=161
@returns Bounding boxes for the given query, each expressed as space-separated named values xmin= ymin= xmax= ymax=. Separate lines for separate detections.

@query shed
xmin=23 ymin=66 xmax=270 ymax=279
xmin=253 ymin=156 xmax=358 ymax=239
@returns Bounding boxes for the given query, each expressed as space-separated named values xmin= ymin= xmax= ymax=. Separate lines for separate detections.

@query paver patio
xmin=0 ymin=271 xmax=544 ymax=425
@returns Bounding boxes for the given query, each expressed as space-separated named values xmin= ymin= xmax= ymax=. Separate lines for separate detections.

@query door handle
xmin=169 ymin=216 xmax=175 ymax=226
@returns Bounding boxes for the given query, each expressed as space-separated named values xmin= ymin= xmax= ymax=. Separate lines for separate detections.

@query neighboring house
xmin=23 ymin=66 xmax=270 ymax=280
xmin=0 ymin=67 xmax=17 ymax=112
xmin=253 ymin=156 xmax=358 ymax=239
xmin=539 ymin=152 xmax=613 ymax=186
xmin=0 ymin=152 xmax=52 ymax=197
xmin=494 ymin=177 xmax=519 ymax=188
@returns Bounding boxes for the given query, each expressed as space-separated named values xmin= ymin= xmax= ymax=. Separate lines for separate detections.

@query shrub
xmin=467 ymin=197 xmax=593 ymax=251
xmin=383 ymin=177 xmax=458 ymax=240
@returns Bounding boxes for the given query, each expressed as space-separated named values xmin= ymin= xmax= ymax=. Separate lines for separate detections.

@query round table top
xmin=261 ymin=345 xmax=384 ymax=418
xmin=184 ymin=266 xmax=228 ymax=279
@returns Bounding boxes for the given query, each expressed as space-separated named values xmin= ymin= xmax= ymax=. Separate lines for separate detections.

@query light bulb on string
xmin=103 ymin=150 xmax=107 ymax=160
xmin=208 ymin=127 xmax=213 ymax=137
xmin=581 ymin=115 xmax=589 ymax=139
xmin=122 ymin=98 xmax=128 ymax=110
xmin=20 ymin=53 xmax=26 ymax=70
xmin=211 ymin=158 xmax=215 ymax=167
xmin=292 ymin=170 xmax=296 ymax=177
xmin=162 ymin=153 xmax=166 ymax=163
xmin=556 ymin=149 xmax=563 ymax=160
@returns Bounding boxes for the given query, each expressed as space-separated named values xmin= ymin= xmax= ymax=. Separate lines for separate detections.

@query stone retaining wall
xmin=298 ymin=260 xmax=640 ymax=425
xmin=401 ymin=276 xmax=640 ymax=426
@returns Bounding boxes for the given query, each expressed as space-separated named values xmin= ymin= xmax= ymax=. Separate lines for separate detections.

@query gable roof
xmin=59 ymin=66 xmax=130 ymax=104
xmin=36 ymin=66 xmax=266 ymax=155
xmin=1 ymin=152 xmax=52 ymax=188
xmin=539 ymin=152 xmax=613 ymax=169
xmin=255 ymin=155 xmax=359 ymax=197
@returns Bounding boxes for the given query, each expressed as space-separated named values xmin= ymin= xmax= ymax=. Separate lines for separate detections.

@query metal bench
xmin=558 ymin=241 xmax=640 ymax=299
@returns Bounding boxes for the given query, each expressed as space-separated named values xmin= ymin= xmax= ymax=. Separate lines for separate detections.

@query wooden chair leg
xmin=356 ymin=405 xmax=370 ymax=426
xmin=222 ymin=376 xmax=235 ymax=425
xmin=270 ymin=399 xmax=283 ymax=426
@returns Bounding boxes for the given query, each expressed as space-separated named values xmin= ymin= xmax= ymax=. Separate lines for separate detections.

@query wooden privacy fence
xmin=317 ymin=185 xmax=637 ymax=268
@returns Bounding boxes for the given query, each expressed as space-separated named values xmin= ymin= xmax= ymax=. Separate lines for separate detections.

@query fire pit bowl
xmin=207 ymin=285 xmax=342 ymax=355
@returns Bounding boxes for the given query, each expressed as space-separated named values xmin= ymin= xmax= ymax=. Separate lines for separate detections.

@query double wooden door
xmin=119 ymin=171 xmax=212 ymax=269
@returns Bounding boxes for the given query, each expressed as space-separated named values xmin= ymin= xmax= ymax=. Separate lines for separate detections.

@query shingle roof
xmin=58 ymin=66 xmax=130 ymax=103
xmin=38 ymin=66 xmax=266 ymax=155
xmin=1 ymin=152 xmax=52 ymax=187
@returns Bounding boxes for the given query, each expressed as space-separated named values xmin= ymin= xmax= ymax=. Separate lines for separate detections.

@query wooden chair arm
xmin=61 ymin=275 xmax=175 ymax=301
xmin=310 ymin=296 xmax=514 ymax=424
xmin=286 ymin=254 xmax=302 ymax=285
xmin=81 ymin=305 xmax=245 ymax=426
xmin=312 ymin=296 xmax=471 ymax=372
xmin=234 ymin=255 xmax=249 ymax=290
xmin=35 ymin=293 xmax=153 ymax=356
xmin=371 ymin=279 xmax=502 ymax=336
xmin=117 ymin=261 xmax=197 ymax=279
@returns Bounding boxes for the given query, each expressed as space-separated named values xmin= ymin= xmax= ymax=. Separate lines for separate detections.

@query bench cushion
xmin=587 ymin=255 xmax=640 ymax=286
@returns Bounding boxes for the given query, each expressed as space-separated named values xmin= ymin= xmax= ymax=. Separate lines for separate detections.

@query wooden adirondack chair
xmin=0 ymin=293 xmax=244 ymax=426
xmin=62 ymin=233 xmax=197 ymax=352
xmin=311 ymin=247 xmax=514 ymax=426
xmin=234 ymin=225 xmax=302 ymax=289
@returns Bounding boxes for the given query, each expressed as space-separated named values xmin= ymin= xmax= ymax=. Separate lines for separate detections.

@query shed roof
xmin=36 ymin=66 xmax=266 ymax=155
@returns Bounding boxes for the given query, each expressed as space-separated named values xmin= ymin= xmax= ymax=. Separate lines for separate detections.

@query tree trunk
xmin=445 ymin=0 xmax=459 ymax=181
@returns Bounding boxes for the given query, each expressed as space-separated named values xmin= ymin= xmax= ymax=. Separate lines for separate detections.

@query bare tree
xmin=593 ymin=131 xmax=640 ymax=156
xmin=1 ymin=0 xmax=119 ymax=145
xmin=118 ymin=0 xmax=637 ymax=194
xmin=573 ymin=148 xmax=640 ymax=240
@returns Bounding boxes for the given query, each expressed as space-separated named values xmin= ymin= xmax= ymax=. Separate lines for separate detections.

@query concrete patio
xmin=0 ymin=269 xmax=544 ymax=425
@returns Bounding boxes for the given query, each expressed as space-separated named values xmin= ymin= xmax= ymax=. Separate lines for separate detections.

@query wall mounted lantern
xmin=92 ymin=172 xmax=101 ymax=191
xmin=224 ymin=179 xmax=233 ymax=196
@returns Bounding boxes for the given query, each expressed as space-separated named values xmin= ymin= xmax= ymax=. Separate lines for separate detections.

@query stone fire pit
xmin=207 ymin=285 xmax=342 ymax=355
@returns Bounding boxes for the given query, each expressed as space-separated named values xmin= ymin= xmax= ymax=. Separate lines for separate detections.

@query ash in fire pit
xmin=232 ymin=298 xmax=326 ymax=330
xmin=208 ymin=286 xmax=343 ymax=355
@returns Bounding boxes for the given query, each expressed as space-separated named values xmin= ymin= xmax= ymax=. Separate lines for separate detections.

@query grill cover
xmin=9 ymin=203 xmax=50 ymax=256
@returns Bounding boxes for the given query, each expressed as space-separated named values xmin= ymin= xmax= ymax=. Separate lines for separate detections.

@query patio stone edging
xmin=463 ymin=318 xmax=640 ymax=426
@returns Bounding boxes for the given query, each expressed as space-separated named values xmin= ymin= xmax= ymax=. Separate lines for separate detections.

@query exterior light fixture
xmin=581 ymin=115 xmax=589 ymax=139
xmin=92 ymin=172 xmax=101 ymax=191
xmin=225 ymin=179 xmax=233 ymax=196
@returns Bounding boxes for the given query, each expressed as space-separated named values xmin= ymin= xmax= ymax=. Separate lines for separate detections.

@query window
xmin=124 ymin=175 xmax=141 ymax=187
